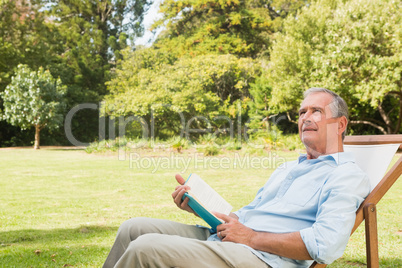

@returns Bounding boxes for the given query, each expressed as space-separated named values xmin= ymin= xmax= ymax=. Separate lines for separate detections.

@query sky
xmin=134 ymin=0 xmax=164 ymax=46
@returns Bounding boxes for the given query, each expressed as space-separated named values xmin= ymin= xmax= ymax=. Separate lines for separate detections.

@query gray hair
xmin=303 ymin=87 xmax=349 ymax=140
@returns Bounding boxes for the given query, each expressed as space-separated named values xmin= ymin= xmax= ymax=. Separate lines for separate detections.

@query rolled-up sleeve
xmin=300 ymin=166 xmax=370 ymax=264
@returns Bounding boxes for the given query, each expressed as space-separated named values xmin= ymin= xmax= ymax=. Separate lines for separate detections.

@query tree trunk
xmin=350 ymin=120 xmax=387 ymax=134
xmin=388 ymin=90 xmax=402 ymax=134
xmin=377 ymin=101 xmax=392 ymax=134
xmin=34 ymin=125 xmax=40 ymax=150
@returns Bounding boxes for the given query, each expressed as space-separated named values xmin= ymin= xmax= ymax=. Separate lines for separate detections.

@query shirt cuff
xmin=233 ymin=211 xmax=241 ymax=218
xmin=300 ymin=228 xmax=321 ymax=263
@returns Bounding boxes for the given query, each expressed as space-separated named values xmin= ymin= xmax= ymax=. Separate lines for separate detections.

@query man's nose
xmin=301 ymin=110 xmax=313 ymax=122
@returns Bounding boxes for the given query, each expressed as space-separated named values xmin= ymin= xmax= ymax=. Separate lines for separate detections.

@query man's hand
xmin=215 ymin=213 xmax=312 ymax=260
xmin=172 ymin=174 xmax=197 ymax=215
xmin=214 ymin=212 xmax=255 ymax=246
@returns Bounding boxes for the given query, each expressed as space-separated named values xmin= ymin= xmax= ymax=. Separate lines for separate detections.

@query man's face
xmin=298 ymin=92 xmax=341 ymax=155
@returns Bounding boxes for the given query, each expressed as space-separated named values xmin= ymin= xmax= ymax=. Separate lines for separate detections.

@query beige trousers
xmin=103 ymin=217 xmax=269 ymax=268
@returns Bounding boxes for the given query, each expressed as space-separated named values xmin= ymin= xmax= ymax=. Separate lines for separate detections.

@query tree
xmin=41 ymin=0 xmax=152 ymax=144
xmin=0 ymin=1 xmax=47 ymax=146
xmin=0 ymin=0 xmax=53 ymax=90
xmin=248 ymin=67 xmax=272 ymax=122
xmin=102 ymin=0 xmax=311 ymax=140
xmin=104 ymin=48 xmax=260 ymax=138
xmin=45 ymin=0 xmax=151 ymax=94
xmin=0 ymin=64 xmax=67 ymax=149
xmin=267 ymin=0 xmax=401 ymax=134
xmin=151 ymin=0 xmax=308 ymax=58
xmin=0 ymin=1 xmax=151 ymax=147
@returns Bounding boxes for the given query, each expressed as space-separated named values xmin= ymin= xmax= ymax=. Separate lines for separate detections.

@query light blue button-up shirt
xmin=208 ymin=152 xmax=370 ymax=267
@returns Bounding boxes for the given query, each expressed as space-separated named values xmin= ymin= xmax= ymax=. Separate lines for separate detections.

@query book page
xmin=185 ymin=173 xmax=232 ymax=215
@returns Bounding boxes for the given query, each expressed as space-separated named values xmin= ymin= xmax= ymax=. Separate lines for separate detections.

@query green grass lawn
xmin=0 ymin=148 xmax=400 ymax=267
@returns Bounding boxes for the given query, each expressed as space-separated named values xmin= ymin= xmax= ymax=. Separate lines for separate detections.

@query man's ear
xmin=338 ymin=116 xmax=348 ymax=136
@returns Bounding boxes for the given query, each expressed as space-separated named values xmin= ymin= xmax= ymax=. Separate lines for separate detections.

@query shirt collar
xmin=298 ymin=151 xmax=355 ymax=165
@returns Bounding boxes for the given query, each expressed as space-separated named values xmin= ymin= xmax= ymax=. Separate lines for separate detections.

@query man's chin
xmin=301 ymin=132 xmax=316 ymax=143
xmin=301 ymin=135 xmax=320 ymax=148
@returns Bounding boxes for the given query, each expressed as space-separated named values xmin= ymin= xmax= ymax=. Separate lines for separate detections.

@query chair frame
xmin=310 ymin=135 xmax=402 ymax=268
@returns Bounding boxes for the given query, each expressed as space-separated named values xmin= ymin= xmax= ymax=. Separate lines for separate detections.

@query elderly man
xmin=103 ymin=88 xmax=370 ymax=268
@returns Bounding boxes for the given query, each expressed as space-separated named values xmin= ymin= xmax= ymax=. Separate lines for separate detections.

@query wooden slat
xmin=364 ymin=203 xmax=379 ymax=268
xmin=344 ymin=134 xmax=402 ymax=148
xmin=309 ymin=262 xmax=327 ymax=268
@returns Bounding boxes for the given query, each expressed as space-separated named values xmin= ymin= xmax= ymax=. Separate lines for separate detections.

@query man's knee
xmin=125 ymin=233 xmax=169 ymax=264
xmin=129 ymin=233 xmax=163 ymax=249
xmin=117 ymin=217 xmax=154 ymax=240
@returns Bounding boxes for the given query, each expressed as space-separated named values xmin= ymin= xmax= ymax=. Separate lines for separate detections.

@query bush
xmin=202 ymin=145 xmax=221 ymax=156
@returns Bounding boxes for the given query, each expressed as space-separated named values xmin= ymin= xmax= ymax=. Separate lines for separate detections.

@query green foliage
xmin=45 ymin=0 xmax=150 ymax=95
xmin=201 ymin=145 xmax=221 ymax=156
xmin=0 ymin=0 xmax=151 ymax=146
xmin=0 ymin=1 xmax=62 ymax=146
xmin=151 ymin=0 xmax=309 ymax=58
xmin=104 ymin=49 xmax=260 ymax=137
xmin=268 ymin=0 xmax=402 ymax=133
xmin=1 ymin=64 xmax=66 ymax=131
xmin=0 ymin=0 xmax=311 ymax=145
xmin=280 ymin=133 xmax=304 ymax=151
xmin=100 ymin=0 xmax=311 ymax=143
xmin=249 ymin=71 xmax=272 ymax=117
xmin=85 ymin=136 xmax=191 ymax=154
xmin=84 ymin=131 xmax=303 ymax=156
xmin=171 ymin=137 xmax=190 ymax=153
xmin=0 ymin=0 xmax=53 ymax=90
xmin=152 ymin=0 xmax=268 ymax=57
xmin=85 ymin=137 xmax=131 ymax=153
xmin=247 ymin=65 xmax=274 ymax=133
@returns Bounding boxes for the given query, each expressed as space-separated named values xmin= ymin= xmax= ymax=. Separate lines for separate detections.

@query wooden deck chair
xmin=310 ymin=135 xmax=402 ymax=268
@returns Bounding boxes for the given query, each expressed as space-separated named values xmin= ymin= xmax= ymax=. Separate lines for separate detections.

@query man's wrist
xmin=247 ymin=229 xmax=259 ymax=249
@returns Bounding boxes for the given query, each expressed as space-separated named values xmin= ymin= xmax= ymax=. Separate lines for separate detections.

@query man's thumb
xmin=175 ymin=174 xmax=186 ymax=185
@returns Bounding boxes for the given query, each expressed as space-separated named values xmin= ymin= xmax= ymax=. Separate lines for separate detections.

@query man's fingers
xmin=177 ymin=193 xmax=196 ymax=214
xmin=172 ymin=175 xmax=197 ymax=215
xmin=175 ymin=174 xmax=186 ymax=185
xmin=173 ymin=188 xmax=183 ymax=205
xmin=174 ymin=187 xmax=189 ymax=206
xmin=174 ymin=185 xmax=190 ymax=195
xmin=213 ymin=212 xmax=232 ymax=223
xmin=181 ymin=195 xmax=190 ymax=208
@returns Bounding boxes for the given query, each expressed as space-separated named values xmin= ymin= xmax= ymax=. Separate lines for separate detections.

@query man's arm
xmin=215 ymin=212 xmax=312 ymax=261
xmin=173 ymin=173 xmax=311 ymax=260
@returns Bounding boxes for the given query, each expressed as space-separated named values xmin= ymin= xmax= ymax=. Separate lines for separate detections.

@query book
xmin=182 ymin=173 xmax=233 ymax=232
